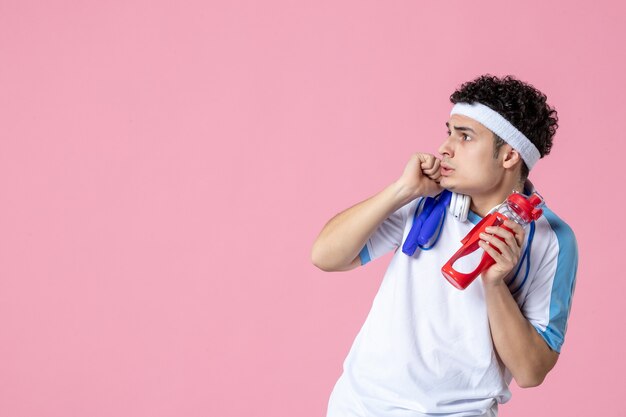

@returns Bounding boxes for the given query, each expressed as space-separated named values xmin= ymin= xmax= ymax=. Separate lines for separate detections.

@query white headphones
xmin=449 ymin=192 xmax=471 ymax=222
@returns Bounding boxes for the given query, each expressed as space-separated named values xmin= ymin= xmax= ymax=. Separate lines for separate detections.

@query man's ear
xmin=502 ymin=147 xmax=522 ymax=169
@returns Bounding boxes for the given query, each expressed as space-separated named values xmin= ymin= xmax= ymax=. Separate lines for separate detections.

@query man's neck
xmin=469 ymin=180 xmax=526 ymax=218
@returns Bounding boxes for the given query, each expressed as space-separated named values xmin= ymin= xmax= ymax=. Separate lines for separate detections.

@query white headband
xmin=450 ymin=102 xmax=541 ymax=170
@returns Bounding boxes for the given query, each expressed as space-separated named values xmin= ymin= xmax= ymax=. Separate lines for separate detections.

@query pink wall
xmin=1 ymin=1 xmax=623 ymax=416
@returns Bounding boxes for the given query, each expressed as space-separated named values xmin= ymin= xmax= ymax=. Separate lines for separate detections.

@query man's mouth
xmin=440 ymin=163 xmax=454 ymax=176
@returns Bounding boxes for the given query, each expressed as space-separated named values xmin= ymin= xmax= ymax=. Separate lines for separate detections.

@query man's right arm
xmin=310 ymin=153 xmax=443 ymax=272
xmin=311 ymin=182 xmax=415 ymax=272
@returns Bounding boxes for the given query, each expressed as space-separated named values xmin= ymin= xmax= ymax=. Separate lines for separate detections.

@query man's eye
xmin=462 ymin=134 xmax=471 ymax=141
xmin=446 ymin=130 xmax=451 ymax=136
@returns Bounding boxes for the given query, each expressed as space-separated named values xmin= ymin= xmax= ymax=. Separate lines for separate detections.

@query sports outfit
xmin=326 ymin=180 xmax=578 ymax=417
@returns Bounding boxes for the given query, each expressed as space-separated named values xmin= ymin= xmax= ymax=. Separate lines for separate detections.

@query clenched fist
xmin=396 ymin=153 xmax=444 ymax=201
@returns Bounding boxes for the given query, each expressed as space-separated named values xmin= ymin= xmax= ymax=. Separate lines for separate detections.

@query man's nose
xmin=438 ymin=135 xmax=454 ymax=157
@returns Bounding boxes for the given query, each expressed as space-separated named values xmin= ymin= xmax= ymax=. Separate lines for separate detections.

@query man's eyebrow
xmin=446 ymin=121 xmax=476 ymax=134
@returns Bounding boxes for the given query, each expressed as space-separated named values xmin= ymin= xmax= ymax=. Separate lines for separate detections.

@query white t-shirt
xmin=327 ymin=184 xmax=578 ymax=417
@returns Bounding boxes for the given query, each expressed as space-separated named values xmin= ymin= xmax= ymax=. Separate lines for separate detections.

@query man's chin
xmin=440 ymin=180 xmax=470 ymax=195
xmin=439 ymin=178 xmax=455 ymax=190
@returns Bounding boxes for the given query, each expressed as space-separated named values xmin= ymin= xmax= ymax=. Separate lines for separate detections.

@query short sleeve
xmin=521 ymin=209 xmax=578 ymax=353
xmin=358 ymin=200 xmax=417 ymax=266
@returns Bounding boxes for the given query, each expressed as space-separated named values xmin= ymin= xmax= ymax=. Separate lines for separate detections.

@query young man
xmin=311 ymin=75 xmax=578 ymax=417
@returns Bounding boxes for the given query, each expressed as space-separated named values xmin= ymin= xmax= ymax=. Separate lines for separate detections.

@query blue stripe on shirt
xmin=359 ymin=245 xmax=371 ymax=265
xmin=534 ymin=207 xmax=579 ymax=353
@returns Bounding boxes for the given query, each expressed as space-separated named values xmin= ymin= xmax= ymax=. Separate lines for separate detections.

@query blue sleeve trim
xmin=535 ymin=207 xmax=579 ymax=353
xmin=358 ymin=245 xmax=371 ymax=266
xmin=467 ymin=209 xmax=482 ymax=225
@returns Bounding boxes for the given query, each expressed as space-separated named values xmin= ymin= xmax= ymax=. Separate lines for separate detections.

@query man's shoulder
xmin=524 ymin=179 xmax=576 ymax=244
xmin=537 ymin=205 xmax=577 ymax=250
xmin=531 ymin=206 xmax=578 ymax=285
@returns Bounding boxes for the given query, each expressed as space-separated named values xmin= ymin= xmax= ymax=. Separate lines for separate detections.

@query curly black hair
xmin=449 ymin=74 xmax=558 ymax=181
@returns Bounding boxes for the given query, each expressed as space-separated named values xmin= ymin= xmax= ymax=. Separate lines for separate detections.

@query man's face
xmin=438 ymin=114 xmax=510 ymax=196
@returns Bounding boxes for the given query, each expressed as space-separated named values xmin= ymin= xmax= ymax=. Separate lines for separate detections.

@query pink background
xmin=1 ymin=1 xmax=624 ymax=416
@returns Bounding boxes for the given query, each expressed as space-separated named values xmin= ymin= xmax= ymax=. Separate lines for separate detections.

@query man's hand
xmin=479 ymin=219 xmax=559 ymax=388
xmin=395 ymin=153 xmax=444 ymax=202
xmin=478 ymin=219 xmax=526 ymax=286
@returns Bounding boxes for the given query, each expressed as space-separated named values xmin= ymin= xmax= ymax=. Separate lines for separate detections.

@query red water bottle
xmin=441 ymin=192 xmax=544 ymax=290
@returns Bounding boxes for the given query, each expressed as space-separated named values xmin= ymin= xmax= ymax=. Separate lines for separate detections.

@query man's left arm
xmin=478 ymin=219 xmax=559 ymax=388
xmin=482 ymin=280 xmax=558 ymax=388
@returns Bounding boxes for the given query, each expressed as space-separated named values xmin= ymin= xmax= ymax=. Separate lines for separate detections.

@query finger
xmin=506 ymin=222 xmax=525 ymax=248
xmin=484 ymin=225 xmax=521 ymax=251
xmin=429 ymin=170 xmax=442 ymax=182
xmin=422 ymin=158 xmax=441 ymax=176
xmin=418 ymin=153 xmax=437 ymax=170
xmin=478 ymin=241 xmax=517 ymax=277
xmin=424 ymin=165 xmax=442 ymax=182
xmin=479 ymin=233 xmax=515 ymax=261
xmin=478 ymin=240 xmax=505 ymax=263
xmin=502 ymin=220 xmax=525 ymax=246
xmin=502 ymin=219 xmax=525 ymax=236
